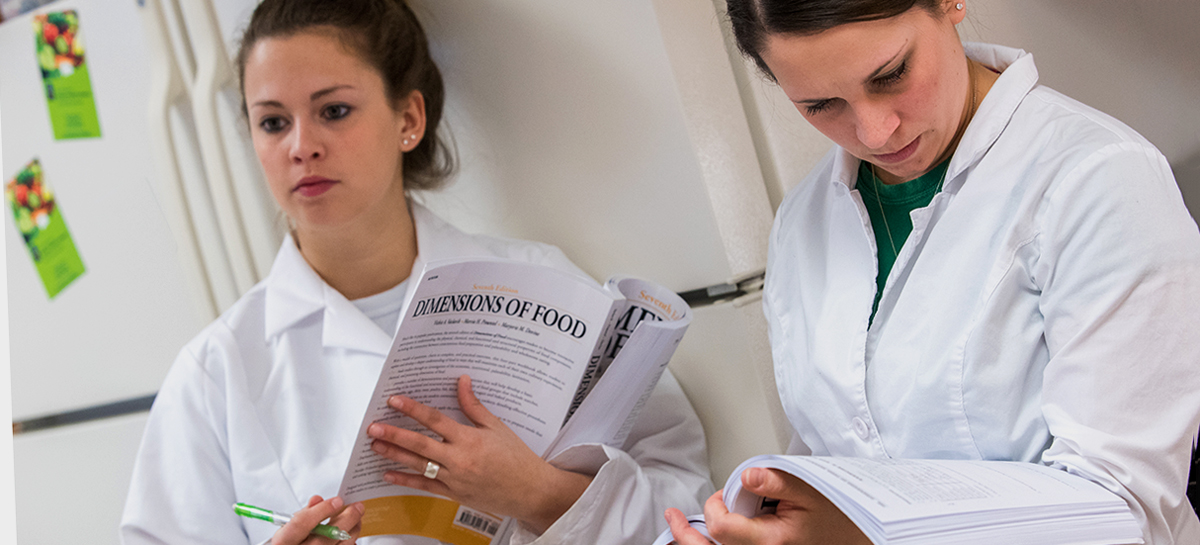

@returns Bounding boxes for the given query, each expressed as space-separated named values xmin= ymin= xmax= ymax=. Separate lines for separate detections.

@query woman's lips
xmin=294 ymin=176 xmax=337 ymax=198
xmin=873 ymin=136 xmax=920 ymax=165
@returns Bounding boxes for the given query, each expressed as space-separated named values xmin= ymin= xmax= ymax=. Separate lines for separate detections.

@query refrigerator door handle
xmin=155 ymin=0 xmax=198 ymax=89
xmin=175 ymin=0 xmax=282 ymax=286
xmin=172 ymin=0 xmax=263 ymax=294
xmin=12 ymin=395 xmax=157 ymax=435
xmin=139 ymin=0 xmax=241 ymax=318
xmin=677 ymin=269 xmax=765 ymax=308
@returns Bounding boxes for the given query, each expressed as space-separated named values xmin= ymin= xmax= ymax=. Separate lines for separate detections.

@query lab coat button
xmin=852 ymin=417 xmax=870 ymax=440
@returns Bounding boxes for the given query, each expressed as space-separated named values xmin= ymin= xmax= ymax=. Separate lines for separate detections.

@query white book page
xmin=546 ymin=277 xmax=691 ymax=459
xmin=775 ymin=457 xmax=1125 ymax=522
xmin=724 ymin=455 xmax=1141 ymax=545
xmin=339 ymin=258 xmax=615 ymax=503
xmin=727 ymin=456 xmax=1129 ymax=521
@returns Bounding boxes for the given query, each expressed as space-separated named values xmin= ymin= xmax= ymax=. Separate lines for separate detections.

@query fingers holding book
xmin=664 ymin=469 xmax=869 ymax=545
xmin=663 ymin=506 xmax=718 ymax=545
xmin=366 ymin=421 xmax=455 ymax=497
xmin=366 ymin=374 xmax=594 ymax=533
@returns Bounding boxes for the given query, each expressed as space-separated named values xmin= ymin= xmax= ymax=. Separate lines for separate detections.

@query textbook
xmin=654 ymin=454 xmax=1143 ymax=545
xmin=337 ymin=257 xmax=692 ymax=545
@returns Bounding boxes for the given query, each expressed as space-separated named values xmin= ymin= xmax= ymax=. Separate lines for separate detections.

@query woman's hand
xmin=665 ymin=468 xmax=870 ymax=545
xmin=367 ymin=375 xmax=593 ymax=534
xmin=664 ymin=505 xmax=717 ymax=545
xmin=271 ymin=495 xmax=363 ymax=545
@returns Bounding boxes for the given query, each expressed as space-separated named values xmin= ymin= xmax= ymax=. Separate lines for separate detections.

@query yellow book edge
xmin=360 ymin=495 xmax=499 ymax=545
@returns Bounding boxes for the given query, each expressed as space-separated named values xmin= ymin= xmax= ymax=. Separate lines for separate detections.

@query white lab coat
xmin=120 ymin=203 xmax=711 ymax=545
xmin=764 ymin=43 xmax=1200 ymax=544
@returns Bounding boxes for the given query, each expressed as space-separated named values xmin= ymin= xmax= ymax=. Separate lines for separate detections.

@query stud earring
xmin=402 ymin=137 xmax=411 ymax=146
xmin=956 ymin=2 xmax=964 ymax=9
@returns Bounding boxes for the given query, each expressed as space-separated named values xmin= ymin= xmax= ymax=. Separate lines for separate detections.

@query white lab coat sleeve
xmin=508 ymin=370 xmax=713 ymax=544
xmin=1034 ymin=142 xmax=1200 ymax=544
xmin=119 ymin=337 xmax=250 ymax=545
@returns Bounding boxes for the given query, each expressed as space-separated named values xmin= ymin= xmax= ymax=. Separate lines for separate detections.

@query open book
xmin=655 ymin=454 xmax=1143 ymax=545
xmin=337 ymin=257 xmax=692 ymax=544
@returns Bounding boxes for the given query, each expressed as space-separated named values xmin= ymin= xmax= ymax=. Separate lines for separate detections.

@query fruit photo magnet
xmin=5 ymin=159 xmax=86 ymax=298
xmin=33 ymin=9 xmax=101 ymax=140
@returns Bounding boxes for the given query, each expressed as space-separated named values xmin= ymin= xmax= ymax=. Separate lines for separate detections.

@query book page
xmin=338 ymin=258 xmax=616 ymax=541
xmin=745 ymin=457 xmax=1127 ymax=521
xmin=546 ymin=277 xmax=691 ymax=459
xmin=724 ymin=455 xmax=1142 ymax=545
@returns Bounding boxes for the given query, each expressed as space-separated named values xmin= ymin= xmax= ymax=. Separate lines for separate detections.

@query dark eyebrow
xmin=311 ymin=84 xmax=353 ymax=101
xmin=793 ymin=42 xmax=909 ymax=107
xmin=863 ymin=44 xmax=908 ymax=83
xmin=250 ymin=85 xmax=355 ymax=109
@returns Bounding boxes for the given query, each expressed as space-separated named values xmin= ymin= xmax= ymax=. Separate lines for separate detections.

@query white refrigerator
xmin=1 ymin=0 xmax=793 ymax=543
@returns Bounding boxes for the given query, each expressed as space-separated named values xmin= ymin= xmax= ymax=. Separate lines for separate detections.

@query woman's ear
xmin=948 ymin=0 xmax=967 ymax=24
xmin=397 ymin=90 xmax=427 ymax=152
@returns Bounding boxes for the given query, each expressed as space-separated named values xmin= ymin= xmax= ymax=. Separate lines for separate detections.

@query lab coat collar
xmin=263 ymin=202 xmax=489 ymax=356
xmin=832 ymin=43 xmax=1039 ymax=192
xmin=949 ymin=43 xmax=1040 ymax=190
xmin=263 ymin=234 xmax=326 ymax=341
xmin=319 ymin=284 xmax=394 ymax=356
xmin=260 ymin=233 xmax=392 ymax=356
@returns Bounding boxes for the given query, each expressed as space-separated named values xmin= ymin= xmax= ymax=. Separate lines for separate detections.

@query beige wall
xmin=966 ymin=0 xmax=1200 ymax=210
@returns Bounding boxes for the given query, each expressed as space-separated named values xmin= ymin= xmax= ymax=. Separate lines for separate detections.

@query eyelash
xmin=256 ymin=104 xmax=353 ymax=134
xmin=804 ymin=100 xmax=834 ymax=116
xmin=802 ymin=60 xmax=908 ymax=116
xmin=873 ymin=60 xmax=908 ymax=87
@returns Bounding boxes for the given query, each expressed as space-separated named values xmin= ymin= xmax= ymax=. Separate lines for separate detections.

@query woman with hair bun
xmin=666 ymin=1 xmax=1200 ymax=544
xmin=119 ymin=1 xmax=710 ymax=543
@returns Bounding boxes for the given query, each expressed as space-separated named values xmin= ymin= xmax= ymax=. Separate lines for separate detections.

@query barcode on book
xmin=453 ymin=506 xmax=502 ymax=537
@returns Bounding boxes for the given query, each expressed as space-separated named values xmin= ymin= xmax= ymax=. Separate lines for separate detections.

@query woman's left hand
xmin=367 ymin=375 xmax=593 ymax=533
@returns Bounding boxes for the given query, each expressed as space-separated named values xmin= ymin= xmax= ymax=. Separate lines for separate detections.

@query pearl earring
xmin=402 ymin=137 xmax=411 ymax=146
xmin=956 ymin=2 xmax=964 ymax=9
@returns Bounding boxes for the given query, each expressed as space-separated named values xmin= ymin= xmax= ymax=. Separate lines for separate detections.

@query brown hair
xmin=727 ymin=0 xmax=945 ymax=80
xmin=236 ymin=0 xmax=454 ymax=190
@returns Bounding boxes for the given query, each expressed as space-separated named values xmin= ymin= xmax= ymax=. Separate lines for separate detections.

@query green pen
xmin=233 ymin=502 xmax=353 ymax=541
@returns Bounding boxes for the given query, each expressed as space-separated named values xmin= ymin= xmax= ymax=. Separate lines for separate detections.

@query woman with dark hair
xmin=666 ymin=1 xmax=1200 ymax=543
xmin=119 ymin=1 xmax=710 ymax=543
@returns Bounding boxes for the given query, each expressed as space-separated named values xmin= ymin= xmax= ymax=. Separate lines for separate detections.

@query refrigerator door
xmin=1 ymin=0 xmax=207 ymax=425
xmin=13 ymin=414 xmax=147 ymax=544
xmin=0 ymin=1 xmax=218 ymax=543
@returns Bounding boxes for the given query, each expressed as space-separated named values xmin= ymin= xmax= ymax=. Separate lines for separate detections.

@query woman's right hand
xmin=665 ymin=468 xmax=869 ymax=545
xmin=271 ymin=495 xmax=363 ymax=545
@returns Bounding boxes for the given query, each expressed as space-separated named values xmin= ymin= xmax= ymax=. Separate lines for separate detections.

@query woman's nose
xmin=854 ymin=102 xmax=900 ymax=151
xmin=289 ymin=121 xmax=324 ymax=163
